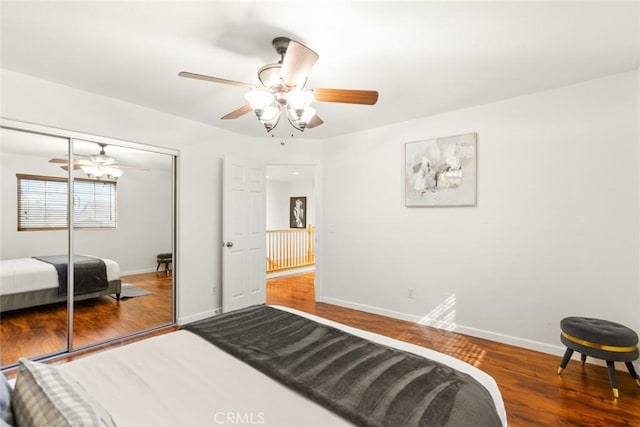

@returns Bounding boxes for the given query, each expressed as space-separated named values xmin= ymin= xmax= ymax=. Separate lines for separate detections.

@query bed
xmin=6 ymin=305 xmax=507 ymax=427
xmin=0 ymin=256 xmax=121 ymax=312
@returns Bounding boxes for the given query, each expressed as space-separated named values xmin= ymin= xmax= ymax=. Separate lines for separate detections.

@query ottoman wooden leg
xmin=558 ymin=348 xmax=574 ymax=375
xmin=625 ymin=362 xmax=640 ymax=387
xmin=580 ymin=354 xmax=587 ymax=365
xmin=606 ymin=361 xmax=619 ymax=398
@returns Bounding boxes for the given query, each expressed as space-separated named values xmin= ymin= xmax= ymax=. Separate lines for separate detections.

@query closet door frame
xmin=1 ymin=118 xmax=178 ymax=363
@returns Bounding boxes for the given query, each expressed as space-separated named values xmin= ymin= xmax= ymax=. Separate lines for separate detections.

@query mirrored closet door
xmin=71 ymin=140 xmax=175 ymax=351
xmin=0 ymin=127 xmax=71 ymax=366
xmin=0 ymin=122 xmax=177 ymax=367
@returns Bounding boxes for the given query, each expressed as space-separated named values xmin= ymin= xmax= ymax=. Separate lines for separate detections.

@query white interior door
xmin=222 ymin=155 xmax=266 ymax=312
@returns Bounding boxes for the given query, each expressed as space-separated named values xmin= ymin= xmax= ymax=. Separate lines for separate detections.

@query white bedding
xmin=58 ymin=305 xmax=507 ymax=427
xmin=0 ymin=257 xmax=120 ymax=296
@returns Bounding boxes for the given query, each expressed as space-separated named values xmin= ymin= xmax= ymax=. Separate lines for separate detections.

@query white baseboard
xmin=318 ymin=296 xmax=636 ymax=372
xmin=267 ymin=266 xmax=315 ymax=279
xmin=453 ymin=324 xmax=566 ymax=356
xmin=319 ymin=296 xmax=565 ymax=355
xmin=120 ymin=267 xmax=158 ymax=277
xmin=319 ymin=296 xmax=423 ymax=323
xmin=177 ymin=308 xmax=217 ymax=326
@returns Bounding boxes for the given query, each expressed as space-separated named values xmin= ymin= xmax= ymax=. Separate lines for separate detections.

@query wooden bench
xmin=156 ymin=253 xmax=172 ymax=275
xmin=558 ymin=316 xmax=639 ymax=398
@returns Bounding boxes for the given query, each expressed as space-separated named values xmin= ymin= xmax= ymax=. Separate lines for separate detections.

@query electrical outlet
xmin=212 ymin=285 xmax=217 ymax=296
xmin=408 ymin=288 xmax=415 ymax=299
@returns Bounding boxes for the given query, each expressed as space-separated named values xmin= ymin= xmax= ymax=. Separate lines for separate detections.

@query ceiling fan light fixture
xmin=300 ymin=106 xmax=316 ymax=124
xmin=89 ymin=154 xmax=116 ymax=165
xmin=262 ymin=116 xmax=280 ymax=132
xmin=261 ymin=106 xmax=281 ymax=132
xmin=179 ymin=36 xmax=378 ymax=134
xmin=81 ymin=165 xmax=105 ymax=179
xmin=50 ymin=143 xmax=140 ymax=180
xmin=245 ymin=89 xmax=276 ymax=117
xmin=103 ymin=166 xmax=124 ymax=180
xmin=288 ymin=106 xmax=316 ymax=132
xmin=80 ymin=164 xmax=123 ymax=180
xmin=285 ymin=90 xmax=314 ymax=121
xmin=261 ymin=103 xmax=280 ymax=122
xmin=257 ymin=63 xmax=282 ymax=89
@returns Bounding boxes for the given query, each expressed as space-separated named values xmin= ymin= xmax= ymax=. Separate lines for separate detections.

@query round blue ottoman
xmin=558 ymin=317 xmax=639 ymax=398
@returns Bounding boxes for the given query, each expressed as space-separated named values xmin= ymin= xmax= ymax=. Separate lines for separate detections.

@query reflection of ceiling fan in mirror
xmin=49 ymin=143 xmax=150 ymax=180
xmin=179 ymin=36 xmax=379 ymax=133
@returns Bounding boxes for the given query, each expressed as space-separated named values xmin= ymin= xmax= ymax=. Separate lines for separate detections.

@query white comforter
xmin=0 ymin=257 xmax=120 ymax=295
xmin=58 ymin=306 xmax=507 ymax=427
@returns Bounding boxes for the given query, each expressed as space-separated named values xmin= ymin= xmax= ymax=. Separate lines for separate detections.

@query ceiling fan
xmin=179 ymin=36 xmax=379 ymax=132
xmin=49 ymin=143 xmax=149 ymax=180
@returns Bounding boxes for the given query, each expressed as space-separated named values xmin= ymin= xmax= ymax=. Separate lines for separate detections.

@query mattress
xmin=0 ymin=257 xmax=120 ymax=296
xmin=58 ymin=306 xmax=507 ymax=427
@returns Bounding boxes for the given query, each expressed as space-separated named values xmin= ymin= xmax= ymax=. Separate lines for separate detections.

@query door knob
xmin=225 ymin=242 xmax=234 ymax=247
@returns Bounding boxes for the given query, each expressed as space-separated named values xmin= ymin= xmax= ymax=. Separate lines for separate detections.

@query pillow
xmin=0 ymin=371 xmax=13 ymax=426
xmin=12 ymin=358 xmax=115 ymax=427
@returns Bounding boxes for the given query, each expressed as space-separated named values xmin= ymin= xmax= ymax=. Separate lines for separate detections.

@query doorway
xmin=265 ymin=164 xmax=317 ymax=301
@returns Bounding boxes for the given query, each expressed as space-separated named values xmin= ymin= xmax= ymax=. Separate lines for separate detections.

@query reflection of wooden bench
xmin=156 ymin=253 xmax=172 ymax=274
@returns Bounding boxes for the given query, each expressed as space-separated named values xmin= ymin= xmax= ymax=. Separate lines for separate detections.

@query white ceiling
xmin=1 ymin=1 xmax=638 ymax=140
xmin=267 ymin=164 xmax=315 ymax=182
xmin=0 ymin=127 xmax=173 ymax=172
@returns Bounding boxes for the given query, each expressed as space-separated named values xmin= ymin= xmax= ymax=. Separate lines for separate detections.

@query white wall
xmin=266 ymin=178 xmax=315 ymax=230
xmin=0 ymin=148 xmax=172 ymax=274
xmin=4 ymin=67 xmax=638 ymax=361
xmin=320 ymin=70 xmax=639 ymax=356
xmin=0 ymin=69 xmax=323 ymax=324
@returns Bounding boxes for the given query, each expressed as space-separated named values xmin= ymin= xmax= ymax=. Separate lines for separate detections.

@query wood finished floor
xmin=2 ymin=271 xmax=639 ymax=425
xmin=0 ymin=271 xmax=173 ymax=366
xmin=267 ymin=273 xmax=640 ymax=427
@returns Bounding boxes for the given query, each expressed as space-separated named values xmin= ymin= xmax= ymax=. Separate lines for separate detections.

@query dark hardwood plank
xmin=0 ymin=272 xmax=173 ymax=367
xmin=3 ymin=271 xmax=638 ymax=426
xmin=267 ymin=273 xmax=640 ymax=427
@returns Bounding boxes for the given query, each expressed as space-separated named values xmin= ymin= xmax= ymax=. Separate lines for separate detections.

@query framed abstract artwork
xmin=404 ymin=133 xmax=477 ymax=207
xmin=289 ymin=196 xmax=306 ymax=228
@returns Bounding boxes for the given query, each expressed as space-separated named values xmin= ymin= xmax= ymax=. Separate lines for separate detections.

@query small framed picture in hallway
xmin=290 ymin=197 xmax=306 ymax=228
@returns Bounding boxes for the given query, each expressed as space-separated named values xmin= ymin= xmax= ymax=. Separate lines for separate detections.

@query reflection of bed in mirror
xmin=0 ymin=256 xmax=121 ymax=312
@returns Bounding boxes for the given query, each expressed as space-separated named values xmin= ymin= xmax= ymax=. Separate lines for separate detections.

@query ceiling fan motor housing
xmin=258 ymin=37 xmax=294 ymax=90
xmin=272 ymin=37 xmax=291 ymax=57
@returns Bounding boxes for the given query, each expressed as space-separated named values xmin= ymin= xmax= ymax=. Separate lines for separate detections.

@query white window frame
xmin=17 ymin=174 xmax=117 ymax=231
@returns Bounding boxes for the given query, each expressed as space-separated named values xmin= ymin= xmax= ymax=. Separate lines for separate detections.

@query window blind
xmin=17 ymin=174 xmax=117 ymax=230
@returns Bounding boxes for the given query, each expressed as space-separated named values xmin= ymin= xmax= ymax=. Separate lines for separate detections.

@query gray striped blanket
xmin=185 ymin=305 xmax=501 ymax=427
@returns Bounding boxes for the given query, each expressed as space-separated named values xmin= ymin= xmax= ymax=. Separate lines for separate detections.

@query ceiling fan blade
xmin=178 ymin=71 xmax=255 ymax=89
xmin=221 ymin=104 xmax=253 ymax=120
xmin=49 ymin=158 xmax=70 ymax=164
xmin=313 ymin=88 xmax=379 ymax=105
xmin=112 ymin=164 xmax=151 ymax=171
xmin=60 ymin=165 xmax=82 ymax=171
xmin=49 ymin=158 xmax=93 ymax=166
xmin=280 ymin=40 xmax=319 ymax=88
xmin=307 ymin=114 xmax=324 ymax=129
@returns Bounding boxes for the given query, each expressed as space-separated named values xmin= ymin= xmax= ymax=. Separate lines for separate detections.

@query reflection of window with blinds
xmin=17 ymin=174 xmax=117 ymax=231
